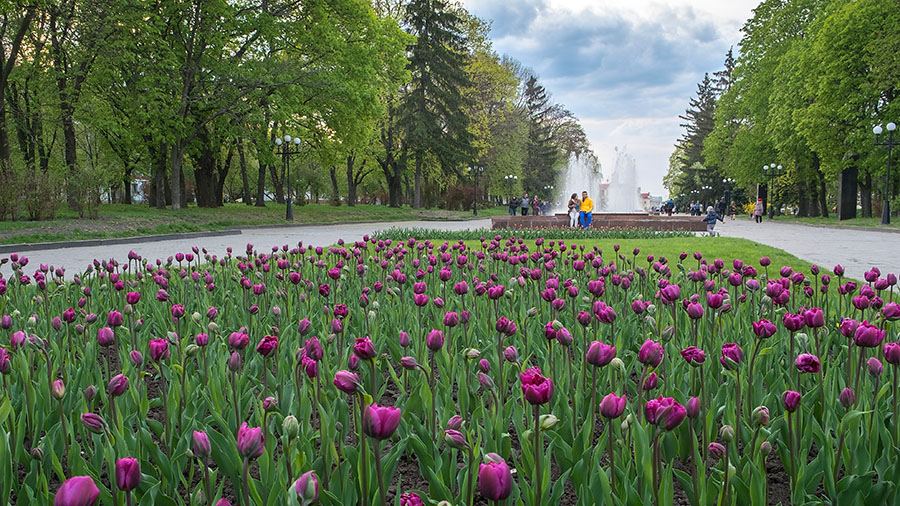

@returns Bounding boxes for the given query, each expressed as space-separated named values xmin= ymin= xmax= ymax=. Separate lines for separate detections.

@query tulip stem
xmin=241 ymin=456 xmax=251 ymax=506
xmin=373 ymin=439 xmax=387 ymax=506
xmin=358 ymin=394 xmax=369 ymax=506
xmin=833 ymin=419 xmax=846 ymax=484
xmin=466 ymin=444 xmax=475 ymax=506
xmin=893 ymin=368 xmax=899 ymax=452
xmin=590 ymin=367 xmax=597 ymax=441
xmin=608 ymin=421 xmax=616 ymax=494
xmin=533 ymin=405 xmax=542 ymax=506
xmin=57 ymin=399 xmax=69 ymax=462
xmin=787 ymin=411 xmax=796 ymax=492
xmin=202 ymin=457 xmax=213 ymax=506
xmin=126 ymin=491 xmax=133 ymax=506
xmin=718 ymin=439 xmax=730 ymax=506
xmin=231 ymin=369 xmax=240 ymax=431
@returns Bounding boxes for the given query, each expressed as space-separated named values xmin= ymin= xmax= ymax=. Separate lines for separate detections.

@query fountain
xmin=490 ymin=146 xmax=704 ymax=232
xmin=606 ymin=147 xmax=642 ymax=212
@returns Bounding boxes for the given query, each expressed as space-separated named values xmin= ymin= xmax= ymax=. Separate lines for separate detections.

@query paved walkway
xmin=6 ymin=219 xmax=492 ymax=275
xmin=715 ymin=216 xmax=899 ymax=279
xmin=3 ymin=217 xmax=897 ymax=280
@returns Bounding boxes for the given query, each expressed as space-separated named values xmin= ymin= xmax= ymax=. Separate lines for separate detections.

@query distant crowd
xmin=507 ymin=193 xmax=552 ymax=217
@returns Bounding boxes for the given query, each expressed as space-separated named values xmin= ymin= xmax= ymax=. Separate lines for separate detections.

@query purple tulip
xmin=599 ymin=392 xmax=627 ymax=418
xmin=708 ymin=442 xmax=726 ymax=459
xmin=237 ymin=422 xmax=265 ymax=459
xmin=333 ymin=370 xmax=360 ymax=394
xmin=783 ymin=390 xmax=801 ymax=413
xmin=97 ymin=327 xmax=116 ymax=347
xmin=586 ymin=341 xmax=616 ymax=367
xmin=685 ymin=302 xmax=704 ymax=319
xmin=193 ymin=430 xmax=211 ymax=458
xmin=504 ymin=346 xmax=519 ymax=364
xmin=839 ymin=387 xmax=856 ymax=408
xmin=868 ymin=357 xmax=883 ymax=377
xmin=331 ymin=318 xmax=343 ymax=334
xmin=642 ymin=372 xmax=658 ymax=391
xmin=720 ymin=342 xmax=743 ymax=369
xmin=54 ymin=476 xmax=100 ymax=506
xmin=882 ymin=303 xmax=900 ymax=320
xmin=478 ymin=455 xmax=513 ymax=501
xmin=803 ymin=308 xmax=825 ymax=328
xmin=353 ymin=337 xmax=377 ymax=360
xmin=106 ymin=374 xmax=129 ymax=397
xmin=686 ymin=396 xmax=700 ymax=418
xmin=794 ymin=353 xmax=820 ymax=373
xmin=115 ymin=457 xmax=141 ymax=491
xmin=81 ymin=413 xmax=106 ymax=433
xmin=884 ymin=342 xmax=900 ymax=365
xmin=256 ymin=335 xmax=278 ymax=357
xmin=426 ymin=329 xmax=444 ymax=352
xmin=297 ymin=318 xmax=311 ymax=335
xmin=644 ymin=396 xmax=687 ymax=430
xmin=782 ymin=313 xmax=805 ymax=332
xmin=106 ymin=310 xmax=123 ymax=328
xmin=443 ymin=311 xmax=459 ymax=328
xmin=520 ymin=367 xmax=553 ymax=405
xmin=148 ymin=339 xmax=169 ymax=361
xmin=294 ymin=471 xmax=319 ymax=505
xmin=363 ymin=403 xmax=402 ymax=440
xmin=854 ymin=321 xmax=885 ymax=348
xmin=638 ymin=339 xmax=664 ymax=368
xmin=680 ymin=346 xmax=706 ymax=367
xmin=839 ymin=318 xmax=860 ymax=338
xmin=399 ymin=492 xmax=425 ymax=506
xmin=228 ymin=332 xmax=249 ymax=350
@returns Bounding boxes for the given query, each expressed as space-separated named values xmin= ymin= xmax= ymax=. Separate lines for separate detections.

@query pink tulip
xmin=478 ymin=454 xmax=513 ymax=501
xmin=794 ymin=353 xmax=820 ymax=373
xmin=363 ymin=403 xmax=402 ymax=440
xmin=115 ymin=457 xmax=141 ymax=491
xmin=54 ymin=476 xmax=100 ymax=506
xmin=783 ymin=390 xmax=801 ymax=412
xmin=520 ymin=367 xmax=553 ymax=405
xmin=599 ymin=392 xmax=627 ymax=418
xmin=237 ymin=423 xmax=265 ymax=459
xmin=353 ymin=337 xmax=376 ymax=360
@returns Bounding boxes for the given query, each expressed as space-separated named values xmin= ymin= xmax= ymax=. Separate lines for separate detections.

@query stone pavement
xmin=5 ymin=219 xmax=492 ymax=275
xmin=2 ymin=216 xmax=897 ymax=280
xmin=714 ymin=215 xmax=899 ymax=280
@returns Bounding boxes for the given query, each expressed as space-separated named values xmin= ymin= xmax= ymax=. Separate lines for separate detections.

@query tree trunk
xmin=329 ymin=167 xmax=341 ymax=205
xmin=346 ymin=154 xmax=357 ymax=207
xmin=861 ymin=170 xmax=872 ymax=218
xmin=170 ymin=140 xmax=185 ymax=210
xmin=194 ymin=133 xmax=218 ymax=208
xmin=60 ymin=100 xmax=81 ymax=212
xmin=238 ymin=138 xmax=251 ymax=205
xmin=797 ymin=181 xmax=810 ymax=218
xmin=215 ymin=147 xmax=233 ymax=206
xmin=256 ymin=162 xmax=267 ymax=206
xmin=413 ymin=151 xmax=422 ymax=209
xmin=123 ymin=164 xmax=133 ymax=204
xmin=814 ymin=154 xmax=827 ymax=218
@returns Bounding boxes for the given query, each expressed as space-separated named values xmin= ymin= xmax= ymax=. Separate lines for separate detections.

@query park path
xmin=3 ymin=216 xmax=897 ymax=280
xmin=715 ymin=216 xmax=899 ymax=279
xmin=7 ymin=219 xmax=492 ymax=275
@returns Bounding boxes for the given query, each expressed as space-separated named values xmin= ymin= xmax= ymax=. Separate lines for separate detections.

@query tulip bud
xmin=503 ymin=346 xmax=519 ymax=364
xmin=867 ymin=357 xmax=883 ymax=377
xmin=477 ymin=372 xmax=495 ymax=391
xmin=283 ymin=415 xmax=300 ymax=440
xmin=31 ymin=447 xmax=43 ymax=461
xmin=263 ymin=396 xmax=277 ymax=412
xmin=839 ymin=387 xmax=856 ymax=408
xmin=686 ymin=397 xmax=700 ymax=419
xmin=81 ymin=412 xmax=107 ymax=433
xmin=116 ymin=457 xmax=141 ymax=491
xmin=610 ymin=357 xmax=625 ymax=375
xmin=720 ymin=425 xmax=734 ymax=442
xmin=51 ymin=379 xmax=65 ymax=400
xmin=478 ymin=358 xmax=490 ymax=373
xmin=464 ymin=348 xmax=481 ymax=359
xmin=752 ymin=406 xmax=770 ymax=426
xmin=444 ymin=429 xmax=470 ymax=450
xmin=193 ymin=431 xmax=211 ymax=458
xmin=708 ymin=442 xmax=726 ymax=459
xmin=760 ymin=441 xmax=772 ymax=457
xmin=539 ymin=414 xmax=559 ymax=430
xmin=84 ymin=385 xmax=97 ymax=402
xmin=641 ymin=372 xmax=658 ymax=391
xmin=400 ymin=356 xmax=420 ymax=370
xmin=294 ymin=471 xmax=319 ymax=505
xmin=447 ymin=415 xmax=463 ymax=430
xmin=227 ymin=352 xmax=243 ymax=372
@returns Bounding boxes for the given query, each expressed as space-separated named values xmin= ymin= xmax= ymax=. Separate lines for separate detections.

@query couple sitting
xmin=567 ymin=191 xmax=594 ymax=228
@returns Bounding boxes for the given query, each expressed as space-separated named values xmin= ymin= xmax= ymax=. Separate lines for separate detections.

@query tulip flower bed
xmin=0 ymin=236 xmax=898 ymax=506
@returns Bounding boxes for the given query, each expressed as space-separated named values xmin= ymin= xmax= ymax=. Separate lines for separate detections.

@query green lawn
xmin=443 ymin=236 xmax=818 ymax=274
xmin=0 ymin=203 xmax=508 ymax=245
xmin=778 ymin=215 xmax=900 ymax=230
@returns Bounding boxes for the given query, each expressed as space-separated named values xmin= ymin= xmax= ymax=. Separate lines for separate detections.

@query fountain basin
xmin=490 ymin=213 xmax=706 ymax=232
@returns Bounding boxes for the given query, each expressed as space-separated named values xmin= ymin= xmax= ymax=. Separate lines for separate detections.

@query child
xmin=703 ymin=206 xmax=724 ymax=236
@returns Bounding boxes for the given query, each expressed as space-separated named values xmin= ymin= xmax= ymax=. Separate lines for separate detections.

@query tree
xmin=678 ymin=73 xmax=717 ymax=170
xmin=401 ymin=0 xmax=474 ymax=208
xmin=521 ymin=75 xmax=558 ymax=193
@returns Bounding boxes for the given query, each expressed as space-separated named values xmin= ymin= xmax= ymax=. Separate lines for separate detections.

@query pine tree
xmin=522 ymin=75 xmax=559 ymax=193
xmin=677 ymin=73 xmax=717 ymax=169
xmin=713 ymin=47 xmax=735 ymax=96
xmin=402 ymin=0 xmax=475 ymax=208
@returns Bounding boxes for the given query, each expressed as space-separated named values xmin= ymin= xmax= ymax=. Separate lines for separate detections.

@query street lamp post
xmin=763 ymin=164 xmax=783 ymax=219
xmin=504 ymin=174 xmax=518 ymax=204
xmin=470 ymin=166 xmax=484 ymax=216
xmin=274 ymin=134 xmax=303 ymax=221
xmin=874 ymin=122 xmax=897 ymax=225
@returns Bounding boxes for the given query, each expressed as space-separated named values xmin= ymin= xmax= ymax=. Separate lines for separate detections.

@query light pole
xmin=504 ymin=175 xmax=518 ymax=204
xmin=874 ymin=122 xmax=897 ymax=225
xmin=469 ymin=166 xmax=484 ymax=216
xmin=763 ymin=164 xmax=783 ymax=219
xmin=274 ymin=134 xmax=303 ymax=221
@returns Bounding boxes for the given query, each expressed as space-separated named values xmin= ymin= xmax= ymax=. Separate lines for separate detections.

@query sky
xmin=458 ymin=0 xmax=760 ymax=196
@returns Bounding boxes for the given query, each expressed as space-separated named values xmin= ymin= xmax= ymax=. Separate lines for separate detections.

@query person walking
xmin=567 ymin=193 xmax=580 ymax=227
xmin=753 ymin=198 xmax=764 ymax=223
xmin=508 ymin=196 xmax=519 ymax=216
xmin=665 ymin=199 xmax=674 ymax=216
xmin=579 ymin=190 xmax=594 ymax=228
xmin=521 ymin=192 xmax=529 ymax=216
xmin=703 ymin=205 xmax=724 ymax=236
xmin=531 ymin=196 xmax=541 ymax=216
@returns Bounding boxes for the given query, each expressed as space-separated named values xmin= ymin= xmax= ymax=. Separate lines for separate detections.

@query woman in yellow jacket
xmin=579 ymin=191 xmax=594 ymax=228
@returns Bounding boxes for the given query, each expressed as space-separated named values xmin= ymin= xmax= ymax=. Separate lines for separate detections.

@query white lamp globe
xmin=874 ymin=125 xmax=883 ymax=135
xmin=275 ymin=138 xmax=283 ymax=145
xmin=888 ymin=122 xmax=897 ymax=132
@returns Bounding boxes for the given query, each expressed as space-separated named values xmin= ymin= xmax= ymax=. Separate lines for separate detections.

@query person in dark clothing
xmin=521 ymin=192 xmax=529 ymax=216
xmin=703 ymin=206 xmax=725 ymax=236
xmin=508 ymin=197 xmax=519 ymax=216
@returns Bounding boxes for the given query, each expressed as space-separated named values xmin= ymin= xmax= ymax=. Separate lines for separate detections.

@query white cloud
xmin=459 ymin=0 xmax=759 ymax=195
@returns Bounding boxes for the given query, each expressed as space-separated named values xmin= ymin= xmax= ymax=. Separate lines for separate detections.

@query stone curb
xmin=774 ymin=221 xmax=900 ymax=235
xmin=0 ymin=216 xmax=489 ymax=254
xmin=0 ymin=229 xmax=242 ymax=254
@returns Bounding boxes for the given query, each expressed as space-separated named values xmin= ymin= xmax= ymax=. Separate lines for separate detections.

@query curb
xmin=775 ymin=221 xmax=900 ymax=235
xmin=0 ymin=216 xmax=492 ymax=254
xmin=0 ymin=229 xmax=243 ymax=254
